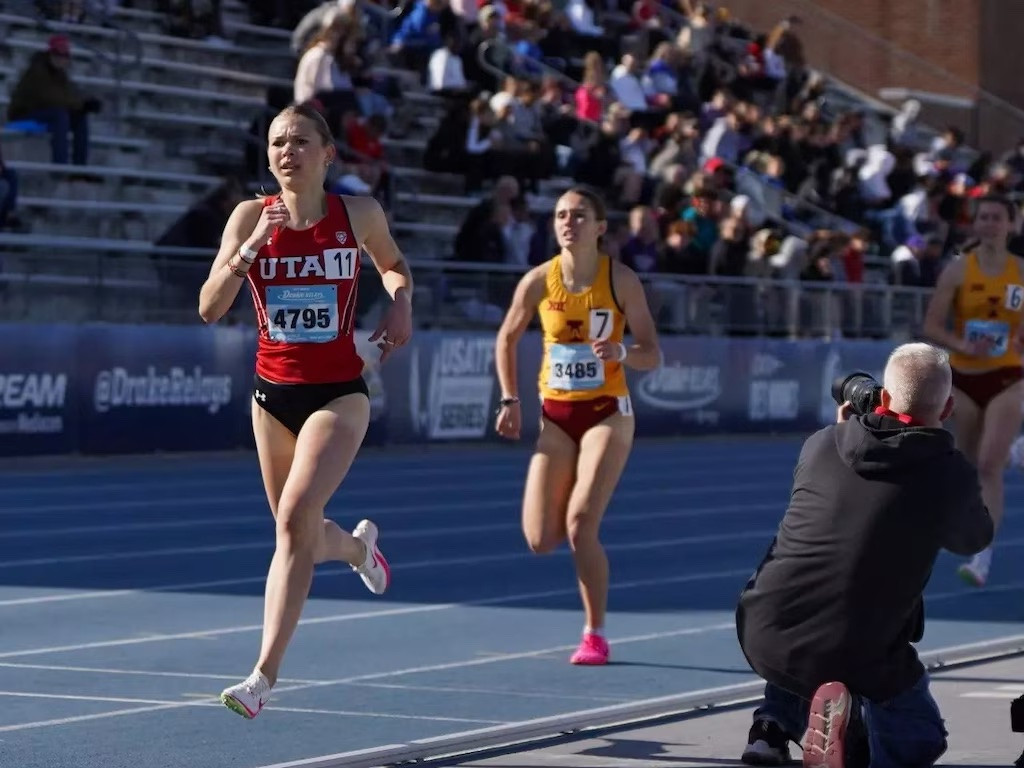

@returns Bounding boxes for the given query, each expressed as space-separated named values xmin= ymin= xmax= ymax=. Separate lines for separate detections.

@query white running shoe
xmin=1010 ymin=435 xmax=1024 ymax=469
xmin=221 ymin=670 xmax=272 ymax=719
xmin=958 ymin=550 xmax=991 ymax=587
xmin=352 ymin=519 xmax=390 ymax=595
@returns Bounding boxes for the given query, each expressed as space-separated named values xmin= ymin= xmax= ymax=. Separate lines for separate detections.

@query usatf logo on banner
xmin=409 ymin=337 xmax=495 ymax=441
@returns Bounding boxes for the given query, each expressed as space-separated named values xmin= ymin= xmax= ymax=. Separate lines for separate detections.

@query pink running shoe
xmin=803 ymin=681 xmax=853 ymax=768
xmin=570 ymin=632 xmax=610 ymax=665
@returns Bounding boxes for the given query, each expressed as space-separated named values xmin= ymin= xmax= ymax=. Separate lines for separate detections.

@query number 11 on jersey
xmin=324 ymin=248 xmax=357 ymax=280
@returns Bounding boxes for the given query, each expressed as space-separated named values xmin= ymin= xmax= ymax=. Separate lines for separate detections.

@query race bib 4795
xmin=266 ymin=285 xmax=338 ymax=343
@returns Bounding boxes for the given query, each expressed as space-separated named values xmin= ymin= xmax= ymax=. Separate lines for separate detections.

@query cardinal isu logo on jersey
xmin=563 ymin=320 xmax=585 ymax=342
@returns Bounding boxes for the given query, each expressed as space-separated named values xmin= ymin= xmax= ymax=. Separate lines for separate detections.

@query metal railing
xmin=477 ymin=38 xmax=572 ymax=89
xmin=0 ymin=248 xmax=932 ymax=338
xmin=475 ymin=38 xmax=602 ymax=143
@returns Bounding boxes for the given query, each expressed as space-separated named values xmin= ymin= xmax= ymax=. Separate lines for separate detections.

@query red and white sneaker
xmin=352 ymin=519 xmax=390 ymax=595
xmin=803 ymin=681 xmax=853 ymax=768
xmin=569 ymin=632 xmax=610 ymax=665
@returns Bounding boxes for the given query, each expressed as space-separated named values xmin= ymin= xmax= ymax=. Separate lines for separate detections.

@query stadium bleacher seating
xmin=0 ymin=0 xmax=995 ymax=336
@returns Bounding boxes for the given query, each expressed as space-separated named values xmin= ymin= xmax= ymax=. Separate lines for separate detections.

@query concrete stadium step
xmin=389 ymin=156 xmax=578 ymax=199
xmin=391 ymin=220 xmax=459 ymax=260
xmin=396 ymin=190 xmax=561 ymax=217
xmin=3 ymin=36 xmax=289 ymax=101
xmin=122 ymin=109 xmax=254 ymax=160
xmin=0 ymin=232 xmax=206 ymax=262
xmin=381 ymin=136 xmax=427 ymax=167
xmin=0 ymin=14 xmax=293 ymax=78
xmin=16 ymin=196 xmax=184 ymax=241
xmin=8 ymin=161 xmax=219 ymax=205
xmin=0 ymin=290 xmax=156 ymax=324
xmin=111 ymin=4 xmax=293 ymax=47
xmin=1 ymin=127 xmax=152 ymax=167
xmin=59 ymin=71 xmax=266 ymax=123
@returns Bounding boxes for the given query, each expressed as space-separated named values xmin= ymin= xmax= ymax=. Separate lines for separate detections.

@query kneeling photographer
xmin=736 ymin=342 xmax=993 ymax=768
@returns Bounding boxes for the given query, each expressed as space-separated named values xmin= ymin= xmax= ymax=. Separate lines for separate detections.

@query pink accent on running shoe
xmin=569 ymin=632 xmax=610 ymax=665
xmin=374 ymin=546 xmax=391 ymax=591
xmin=803 ymin=681 xmax=852 ymax=768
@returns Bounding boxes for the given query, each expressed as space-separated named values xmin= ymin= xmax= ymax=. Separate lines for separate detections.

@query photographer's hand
xmin=836 ymin=401 xmax=855 ymax=423
xmin=1012 ymin=327 xmax=1024 ymax=355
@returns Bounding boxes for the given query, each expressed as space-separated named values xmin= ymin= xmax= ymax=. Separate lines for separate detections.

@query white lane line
xmin=0 ymin=661 xmax=318 ymax=684
xmin=2 ymin=580 xmax=1023 ymax=734
xmin=0 ymin=456 xmax=797 ymax=496
xmin=0 ymin=621 xmax=739 ymax=733
xmin=0 ymin=703 xmax=205 ymax=733
xmin=6 ymin=503 xmax=1024 ymax=609
xmin=0 ymin=499 xmax=778 ymax=542
xmin=0 ymin=499 xmax=775 ymax=607
xmin=0 ymin=480 xmax=784 ymax=516
xmin=349 ymin=681 xmax=627 ymax=703
xmin=0 ymin=525 xmax=777 ymax=572
xmin=0 ymin=690 xmax=168 ymax=705
xmin=189 ymin=701 xmax=505 ymax=724
xmin=0 ymin=662 xmax=623 ymax=703
xmin=0 ymin=567 xmax=755 ymax=659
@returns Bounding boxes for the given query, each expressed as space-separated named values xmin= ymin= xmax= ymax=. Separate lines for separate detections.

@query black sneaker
xmin=742 ymin=719 xmax=793 ymax=765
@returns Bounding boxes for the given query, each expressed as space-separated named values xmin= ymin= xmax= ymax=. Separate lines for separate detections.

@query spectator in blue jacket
xmin=389 ymin=0 xmax=456 ymax=70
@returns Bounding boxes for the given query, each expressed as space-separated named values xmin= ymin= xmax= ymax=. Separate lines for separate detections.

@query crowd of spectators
xmin=18 ymin=0 xmax=1024 ymax=334
xmin=274 ymin=0 xmax=1024 ymax=304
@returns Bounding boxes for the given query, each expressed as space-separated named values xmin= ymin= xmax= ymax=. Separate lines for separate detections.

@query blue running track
xmin=1 ymin=437 xmax=1024 ymax=768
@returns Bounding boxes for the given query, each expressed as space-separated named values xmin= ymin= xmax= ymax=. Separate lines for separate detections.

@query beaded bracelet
xmin=227 ymin=259 xmax=248 ymax=279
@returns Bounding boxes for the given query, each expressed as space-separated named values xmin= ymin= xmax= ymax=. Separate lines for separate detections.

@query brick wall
xmin=720 ymin=0 xmax=980 ymax=101
xmin=713 ymin=0 xmax=1024 ymax=149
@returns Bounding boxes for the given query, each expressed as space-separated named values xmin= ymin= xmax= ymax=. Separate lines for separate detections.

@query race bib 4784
xmin=965 ymin=318 xmax=1009 ymax=357
xmin=266 ymin=285 xmax=338 ymax=343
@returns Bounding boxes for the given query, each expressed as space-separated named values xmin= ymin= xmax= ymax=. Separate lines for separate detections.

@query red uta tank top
xmin=245 ymin=194 xmax=364 ymax=384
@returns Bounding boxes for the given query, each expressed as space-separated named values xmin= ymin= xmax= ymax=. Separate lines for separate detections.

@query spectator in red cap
xmin=6 ymin=35 xmax=100 ymax=165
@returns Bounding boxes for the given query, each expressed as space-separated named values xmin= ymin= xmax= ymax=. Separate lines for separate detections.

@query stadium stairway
xmin=0 ymin=0 xmax=957 ymax=327
xmin=0 ymin=1 xmax=577 ymax=283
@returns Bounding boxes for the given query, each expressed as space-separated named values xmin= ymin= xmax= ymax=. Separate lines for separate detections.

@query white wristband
xmin=238 ymin=245 xmax=258 ymax=264
xmin=615 ymin=343 xmax=627 ymax=362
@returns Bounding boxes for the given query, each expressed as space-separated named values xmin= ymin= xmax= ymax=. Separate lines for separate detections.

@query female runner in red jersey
xmin=198 ymin=103 xmax=413 ymax=720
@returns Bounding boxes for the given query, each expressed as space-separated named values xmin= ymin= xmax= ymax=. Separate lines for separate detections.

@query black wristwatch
xmin=497 ymin=396 xmax=520 ymax=412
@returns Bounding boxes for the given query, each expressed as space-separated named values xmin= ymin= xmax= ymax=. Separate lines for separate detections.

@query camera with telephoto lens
xmin=831 ymin=371 xmax=883 ymax=417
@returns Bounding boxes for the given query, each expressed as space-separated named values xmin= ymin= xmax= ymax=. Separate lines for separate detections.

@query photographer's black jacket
xmin=736 ymin=410 xmax=992 ymax=702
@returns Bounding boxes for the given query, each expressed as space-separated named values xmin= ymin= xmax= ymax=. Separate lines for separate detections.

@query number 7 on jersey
xmin=589 ymin=309 xmax=613 ymax=341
